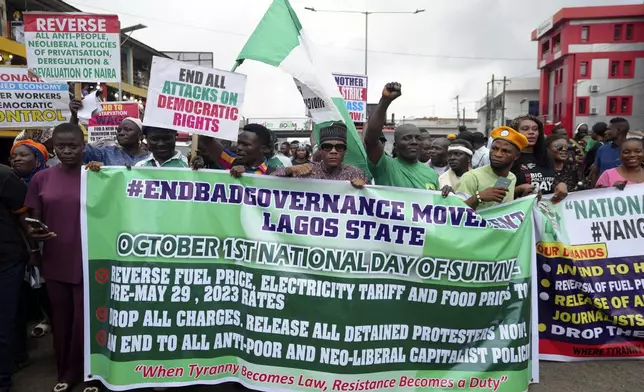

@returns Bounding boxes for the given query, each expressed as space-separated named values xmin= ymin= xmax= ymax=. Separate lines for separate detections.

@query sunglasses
xmin=320 ymin=143 xmax=347 ymax=152
xmin=553 ymin=144 xmax=569 ymax=151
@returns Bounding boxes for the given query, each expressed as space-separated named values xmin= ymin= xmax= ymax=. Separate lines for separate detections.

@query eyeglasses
xmin=320 ymin=143 xmax=347 ymax=152
xmin=553 ymin=144 xmax=568 ymax=151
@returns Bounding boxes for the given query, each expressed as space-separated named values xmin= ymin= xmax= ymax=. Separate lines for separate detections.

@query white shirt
xmin=426 ymin=160 xmax=449 ymax=175
xmin=276 ymin=153 xmax=292 ymax=167
xmin=472 ymin=146 xmax=490 ymax=169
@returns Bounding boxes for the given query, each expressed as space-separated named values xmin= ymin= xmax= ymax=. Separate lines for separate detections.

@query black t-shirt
xmin=513 ymin=153 xmax=557 ymax=195
xmin=0 ymin=164 xmax=28 ymax=265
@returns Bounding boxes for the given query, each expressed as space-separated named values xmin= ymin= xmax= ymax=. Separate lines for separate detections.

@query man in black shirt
xmin=0 ymin=164 xmax=29 ymax=392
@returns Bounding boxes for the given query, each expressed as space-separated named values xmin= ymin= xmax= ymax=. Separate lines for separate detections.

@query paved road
xmin=12 ymin=335 xmax=641 ymax=392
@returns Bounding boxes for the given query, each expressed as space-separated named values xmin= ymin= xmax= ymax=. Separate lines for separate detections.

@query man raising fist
xmin=363 ymin=82 xmax=439 ymax=190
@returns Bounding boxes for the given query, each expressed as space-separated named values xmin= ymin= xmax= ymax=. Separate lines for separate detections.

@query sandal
xmin=31 ymin=321 xmax=51 ymax=338
xmin=53 ymin=383 xmax=70 ymax=392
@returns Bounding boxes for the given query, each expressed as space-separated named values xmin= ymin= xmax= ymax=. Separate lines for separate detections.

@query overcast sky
xmin=66 ymin=0 xmax=641 ymax=119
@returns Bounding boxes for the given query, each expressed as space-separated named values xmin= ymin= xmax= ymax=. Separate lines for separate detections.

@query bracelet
xmin=475 ymin=191 xmax=482 ymax=204
xmin=30 ymin=249 xmax=40 ymax=253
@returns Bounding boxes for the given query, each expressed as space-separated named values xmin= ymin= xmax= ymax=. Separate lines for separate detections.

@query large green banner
xmin=81 ymin=168 xmax=537 ymax=391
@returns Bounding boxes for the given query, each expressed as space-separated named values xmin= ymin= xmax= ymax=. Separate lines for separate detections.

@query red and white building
xmin=531 ymin=4 xmax=644 ymax=134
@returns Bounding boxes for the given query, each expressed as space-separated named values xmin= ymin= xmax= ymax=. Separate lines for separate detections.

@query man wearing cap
xmin=272 ymin=123 xmax=366 ymax=187
xmin=454 ymin=126 xmax=527 ymax=210
xmin=363 ymin=82 xmax=439 ymax=190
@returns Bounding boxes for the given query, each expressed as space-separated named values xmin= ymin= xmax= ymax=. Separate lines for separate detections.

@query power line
xmin=596 ymin=80 xmax=644 ymax=97
xmin=66 ymin=0 xmax=537 ymax=62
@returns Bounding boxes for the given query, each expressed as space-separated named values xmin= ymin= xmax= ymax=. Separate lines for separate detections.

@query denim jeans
xmin=0 ymin=261 xmax=26 ymax=389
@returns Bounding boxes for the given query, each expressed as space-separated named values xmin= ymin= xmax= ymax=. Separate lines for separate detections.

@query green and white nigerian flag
xmin=234 ymin=0 xmax=369 ymax=176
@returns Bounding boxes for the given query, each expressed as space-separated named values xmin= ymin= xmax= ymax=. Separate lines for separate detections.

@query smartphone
xmin=25 ymin=218 xmax=50 ymax=232
xmin=495 ymin=177 xmax=512 ymax=190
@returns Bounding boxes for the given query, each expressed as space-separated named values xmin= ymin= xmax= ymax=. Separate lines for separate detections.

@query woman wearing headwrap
xmin=14 ymin=128 xmax=59 ymax=166
xmin=10 ymin=140 xmax=49 ymax=185
xmin=83 ymin=117 xmax=149 ymax=166
xmin=69 ymin=99 xmax=148 ymax=166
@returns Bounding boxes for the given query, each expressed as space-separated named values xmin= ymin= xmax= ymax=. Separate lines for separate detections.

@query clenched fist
xmin=381 ymin=82 xmax=401 ymax=102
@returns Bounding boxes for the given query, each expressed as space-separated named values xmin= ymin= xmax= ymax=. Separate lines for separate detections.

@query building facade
xmin=531 ymin=4 xmax=644 ymax=134
xmin=476 ymin=77 xmax=540 ymax=135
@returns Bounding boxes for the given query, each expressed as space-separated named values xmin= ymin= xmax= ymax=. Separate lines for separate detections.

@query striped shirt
xmin=219 ymin=149 xmax=274 ymax=175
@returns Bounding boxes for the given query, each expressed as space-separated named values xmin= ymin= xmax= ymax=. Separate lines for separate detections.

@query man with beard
xmin=363 ymin=82 xmax=439 ymax=190
xmin=454 ymin=127 xmax=527 ymax=210
xmin=427 ymin=137 xmax=450 ymax=175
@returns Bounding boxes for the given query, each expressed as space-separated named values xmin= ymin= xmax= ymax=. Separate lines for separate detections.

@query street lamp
xmin=304 ymin=7 xmax=425 ymax=76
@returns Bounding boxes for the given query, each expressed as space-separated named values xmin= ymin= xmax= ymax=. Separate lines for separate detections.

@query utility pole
xmin=462 ymin=108 xmax=466 ymax=127
xmin=455 ymin=95 xmax=460 ymax=127
xmin=485 ymin=74 xmax=495 ymax=134
xmin=501 ymin=76 xmax=507 ymax=126
xmin=364 ymin=13 xmax=368 ymax=75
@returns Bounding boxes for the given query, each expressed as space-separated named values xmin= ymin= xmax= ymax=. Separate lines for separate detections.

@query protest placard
xmin=333 ymin=73 xmax=367 ymax=122
xmin=0 ymin=67 xmax=71 ymax=129
xmin=535 ymin=186 xmax=644 ymax=361
xmin=82 ymin=169 xmax=537 ymax=391
xmin=23 ymin=12 xmax=121 ymax=82
xmin=143 ymin=56 xmax=246 ymax=141
xmin=87 ymin=102 xmax=139 ymax=143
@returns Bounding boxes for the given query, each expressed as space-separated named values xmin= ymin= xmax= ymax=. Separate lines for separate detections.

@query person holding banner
xmin=364 ymin=83 xmax=439 ymax=190
xmin=70 ymin=100 xmax=148 ymax=167
xmin=134 ymin=127 xmax=188 ymax=168
xmin=453 ymin=126 xmax=526 ymax=210
xmin=596 ymin=138 xmax=644 ymax=188
xmin=510 ymin=115 xmax=568 ymax=203
xmin=272 ymin=122 xmax=366 ymax=187
xmin=197 ymin=124 xmax=278 ymax=176
xmin=25 ymin=123 xmax=104 ymax=392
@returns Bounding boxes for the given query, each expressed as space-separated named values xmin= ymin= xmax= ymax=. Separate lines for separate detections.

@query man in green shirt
xmin=364 ymin=82 xmax=439 ymax=190
xmin=454 ymin=126 xmax=528 ymax=210
xmin=135 ymin=127 xmax=188 ymax=168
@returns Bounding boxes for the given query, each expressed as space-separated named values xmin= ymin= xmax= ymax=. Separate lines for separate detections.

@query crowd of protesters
xmin=0 ymin=82 xmax=643 ymax=392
